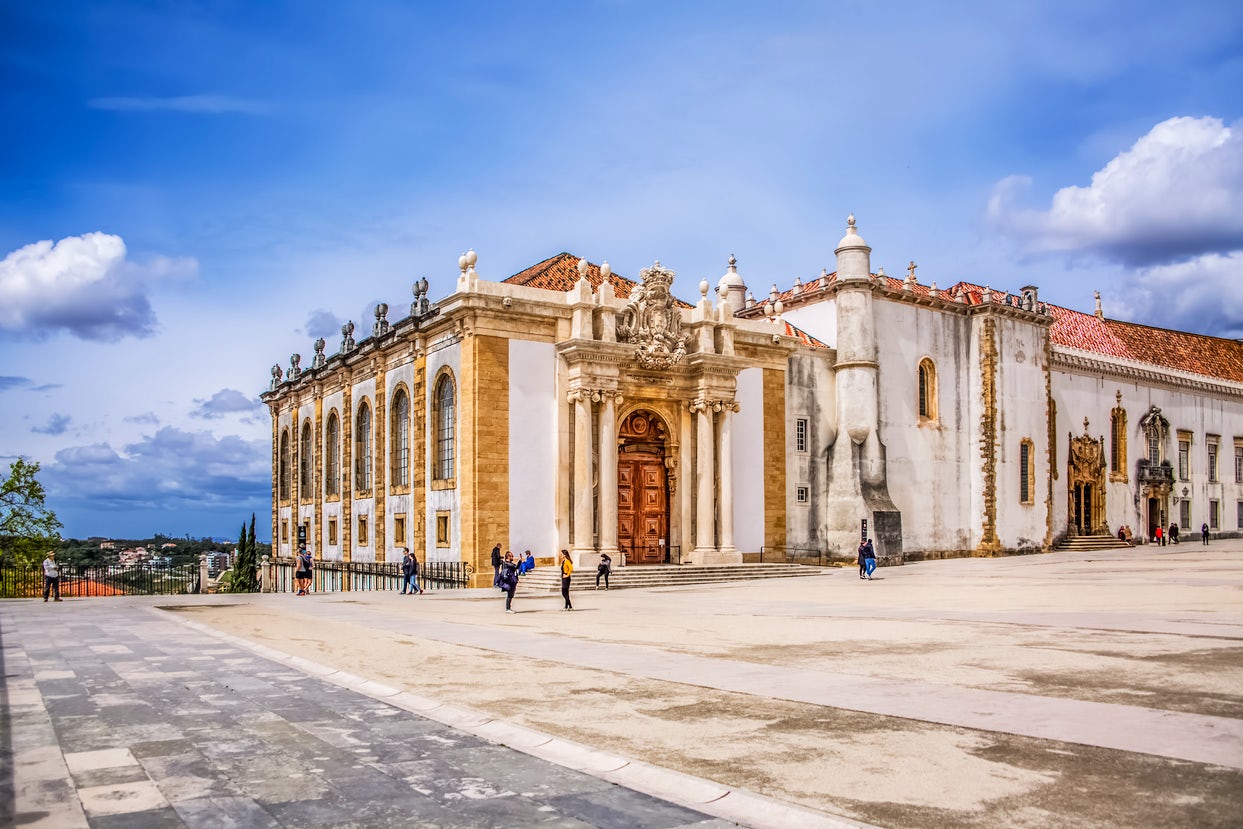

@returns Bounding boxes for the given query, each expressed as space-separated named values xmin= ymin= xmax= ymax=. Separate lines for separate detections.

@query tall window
xmin=1207 ymin=437 xmax=1219 ymax=483
xmin=1179 ymin=500 xmax=1190 ymax=530
xmin=435 ymin=374 xmax=456 ymax=481
xmin=1237 ymin=500 xmax=1243 ymax=530
xmin=1109 ymin=403 xmax=1127 ymax=478
xmin=1019 ymin=439 xmax=1035 ymax=504
xmin=392 ymin=389 xmax=410 ymax=487
xmin=278 ymin=429 xmax=291 ymax=502
xmin=795 ymin=418 xmax=808 ymax=453
xmin=299 ymin=420 xmax=313 ymax=495
xmin=325 ymin=412 xmax=340 ymax=496
xmin=1210 ymin=500 xmax=1220 ymax=530
xmin=1236 ymin=441 xmax=1243 ymax=483
xmin=1177 ymin=436 xmax=1191 ymax=480
xmin=1148 ymin=431 xmax=1160 ymax=463
xmin=356 ymin=401 xmax=372 ymax=491
xmin=917 ymin=358 xmax=937 ymax=421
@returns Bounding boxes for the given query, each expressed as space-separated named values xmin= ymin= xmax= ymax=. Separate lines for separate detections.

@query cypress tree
xmin=236 ymin=522 xmax=249 ymax=591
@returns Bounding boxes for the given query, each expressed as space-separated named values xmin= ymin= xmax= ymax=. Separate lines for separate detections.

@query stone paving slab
xmin=1 ymin=600 xmax=864 ymax=829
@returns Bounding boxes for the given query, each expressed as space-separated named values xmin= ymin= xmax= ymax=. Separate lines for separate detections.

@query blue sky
xmin=2 ymin=0 xmax=1241 ymax=540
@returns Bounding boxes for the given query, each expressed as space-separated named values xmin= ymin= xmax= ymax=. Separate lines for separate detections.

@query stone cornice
xmin=1052 ymin=347 xmax=1243 ymax=399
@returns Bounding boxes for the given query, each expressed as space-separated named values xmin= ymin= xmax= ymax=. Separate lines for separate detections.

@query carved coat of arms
xmin=616 ymin=262 xmax=689 ymax=369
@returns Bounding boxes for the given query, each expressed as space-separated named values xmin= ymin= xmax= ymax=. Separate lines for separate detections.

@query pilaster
xmin=374 ymin=363 xmax=387 ymax=562
xmin=461 ymin=334 xmax=510 ymax=586
xmin=763 ymin=368 xmax=787 ymax=551
xmin=342 ymin=381 xmax=353 ymax=563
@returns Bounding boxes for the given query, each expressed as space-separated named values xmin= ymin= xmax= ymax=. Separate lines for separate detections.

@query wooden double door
xmin=618 ymin=452 xmax=667 ymax=564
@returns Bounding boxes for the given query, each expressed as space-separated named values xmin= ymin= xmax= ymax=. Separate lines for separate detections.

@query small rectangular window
xmin=394 ymin=514 xmax=406 ymax=545
xmin=1180 ymin=500 xmax=1190 ymax=530
xmin=1235 ymin=444 xmax=1243 ymax=483
xmin=357 ymin=515 xmax=369 ymax=546
xmin=435 ymin=511 xmax=450 ymax=547
xmin=281 ymin=520 xmax=289 ymax=543
xmin=1210 ymin=500 xmax=1220 ymax=530
xmin=1178 ymin=437 xmax=1191 ymax=481
xmin=795 ymin=418 xmax=808 ymax=453
xmin=1207 ymin=439 xmax=1219 ymax=483
xmin=328 ymin=519 xmax=338 ymax=546
xmin=796 ymin=486 xmax=809 ymax=504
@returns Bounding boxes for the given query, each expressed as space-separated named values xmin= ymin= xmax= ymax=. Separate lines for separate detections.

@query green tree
xmin=0 ymin=458 xmax=63 ymax=566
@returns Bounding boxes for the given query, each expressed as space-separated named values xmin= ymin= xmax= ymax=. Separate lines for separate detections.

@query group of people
xmin=1144 ymin=522 xmax=1212 ymax=547
xmin=856 ymin=538 xmax=877 ymax=580
xmin=492 ymin=544 xmax=576 ymax=613
xmin=400 ymin=547 xmax=424 ymax=594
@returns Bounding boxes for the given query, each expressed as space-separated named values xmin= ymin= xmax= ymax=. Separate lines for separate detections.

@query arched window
xmin=917 ymin=358 xmax=937 ymax=421
xmin=435 ymin=373 xmax=456 ymax=481
xmin=325 ymin=411 xmax=340 ymax=496
xmin=1020 ymin=439 xmax=1035 ymax=504
xmin=278 ymin=429 xmax=291 ymax=502
xmin=299 ymin=420 xmax=313 ymax=495
xmin=355 ymin=401 xmax=372 ymax=492
xmin=391 ymin=388 xmax=410 ymax=487
xmin=1110 ymin=396 xmax=1128 ymax=481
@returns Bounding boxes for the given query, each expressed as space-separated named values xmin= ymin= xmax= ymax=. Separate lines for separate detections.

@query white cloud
xmin=0 ymin=232 xmax=197 ymax=341
xmin=191 ymin=388 xmax=262 ymax=420
xmin=988 ymin=116 xmax=1243 ymax=265
xmin=1108 ymin=251 xmax=1243 ymax=339
xmin=32 ymin=413 xmax=72 ymax=435
xmin=88 ymin=95 xmax=266 ymax=114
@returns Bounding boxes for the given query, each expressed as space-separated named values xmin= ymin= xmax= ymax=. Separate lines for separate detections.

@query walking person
xmin=491 ymin=543 xmax=503 ymax=589
xmin=500 ymin=551 xmax=519 ymax=613
xmin=857 ymin=540 xmax=868 ymax=580
xmin=596 ymin=552 xmax=612 ymax=590
xmin=295 ymin=546 xmax=313 ymax=595
xmin=409 ymin=549 xmax=424 ymax=594
xmin=1169 ymin=522 xmax=1179 ymax=544
xmin=42 ymin=550 xmax=62 ymax=602
xmin=559 ymin=549 xmax=574 ymax=611
xmin=401 ymin=548 xmax=422 ymax=594
xmin=1155 ymin=524 xmax=1164 ymax=546
xmin=864 ymin=538 xmax=877 ymax=579
xmin=1202 ymin=522 xmax=1210 ymax=545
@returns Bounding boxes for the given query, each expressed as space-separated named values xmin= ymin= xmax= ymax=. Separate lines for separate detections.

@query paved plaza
xmin=3 ymin=542 xmax=1243 ymax=828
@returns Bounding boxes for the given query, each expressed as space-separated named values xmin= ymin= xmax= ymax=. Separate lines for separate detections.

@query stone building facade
xmin=262 ymin=217 xmax=1243 ymax=582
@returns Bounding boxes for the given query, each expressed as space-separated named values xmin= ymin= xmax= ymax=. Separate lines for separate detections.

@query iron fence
xmin=758 ymin=545 xmax=831 ymax=566
xmin=0 ymin=562 xmax=200 ymax=599
xmin=264 ymin=557 xmax=471 ymax=593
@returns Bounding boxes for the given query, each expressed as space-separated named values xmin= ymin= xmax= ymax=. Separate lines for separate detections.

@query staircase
xmin=1053 ymin=534 xmax=1134 ymax=552
xmin=515 ymin=563 xmax=827 ymax=593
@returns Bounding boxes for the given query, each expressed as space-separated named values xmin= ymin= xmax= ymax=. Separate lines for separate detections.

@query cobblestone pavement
xmin=0 ymin=601 xmax=766 ymax=829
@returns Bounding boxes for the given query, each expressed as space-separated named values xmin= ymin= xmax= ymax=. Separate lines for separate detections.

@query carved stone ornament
xmin=616 ymin=262 xmax=689 ymax=369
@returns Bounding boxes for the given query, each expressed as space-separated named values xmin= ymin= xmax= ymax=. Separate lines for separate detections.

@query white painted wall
xmin=733 ymin=367 xmax=765 ymax=553
xmin=509 ymin=339 xmax=557 ymax=556
xmin=783 ymin=299 xmax=838 ymax=348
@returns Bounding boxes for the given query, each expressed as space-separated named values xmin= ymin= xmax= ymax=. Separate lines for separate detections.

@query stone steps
xmin=1053 ymin=535 xmax=1134 ymax=552
xmin=514 ymin=563 xmax=828 ymax=593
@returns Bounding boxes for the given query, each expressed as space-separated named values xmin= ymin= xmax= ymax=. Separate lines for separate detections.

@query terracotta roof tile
xmin=504 ymin=253 xmax=692 ymax=308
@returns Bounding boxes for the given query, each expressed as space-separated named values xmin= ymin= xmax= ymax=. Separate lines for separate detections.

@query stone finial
xmin=1116 ymin=390 xmax=1123 ymax=406
xmin=288 ymin=353 xmax=302 ymax=381
xmin=312 ymin=337 xmax=327 ymax=368
xmin=794 ymin=274 xmax=803 ymax=289
xmin=269 ymin=363 xmax=284 ymax=390
xmin=340 ymin=320 xmax=356 ymax=353
xmin=819 ymin=267 xmax=829 ymax=288
xmin=745 ymin=290 xmax=755 ymax=308
xmin=577 ymin=258 xmax=589 ymax=281
xmin=906 ymin=260 xmax=917 ymax=284
xmin=929 ymin=282 xmax=939 ymax=298
xmin=1094 ymin=289 xmax=1103 ymax=319
xmin=601 ymin=261 xmax=611 ymax=281
xmin=983 ymin=286 xmax=992 ymax=303
xmin=373 ymin=302 xmax=390 ymax=337
xmin=699 ymin=279 xmax=710 ymax=298
xmin=458 ymin=252 xmax=468 ymax=274
xmin=411 ymin=276 xmax=431 ymax=316
xmin=847 ymin=213 xmax=856 ymax=230
xmin=1083 ymin=416 xmax=1091 ymax=435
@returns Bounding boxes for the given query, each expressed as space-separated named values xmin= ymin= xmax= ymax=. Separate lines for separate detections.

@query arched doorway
xmin=618 ymin=410 xmax=669 ymax=564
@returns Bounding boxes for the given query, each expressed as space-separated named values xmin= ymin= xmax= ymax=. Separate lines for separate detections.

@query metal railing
xmin=0 ymin=562 xmax=200 ymax=599
xmin=263 ymin=557 xmax=471 ymax=593
xmin=758 ymin=546 xmax=831 ymax=566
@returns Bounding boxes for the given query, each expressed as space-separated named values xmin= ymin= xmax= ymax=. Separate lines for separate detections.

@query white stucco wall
xmin=509 ymin=339 xmax=557 ymax=555
xmin=783 ymin=299 xmax=838 ymax=349
xmin=1051 ymin=359 xmax=1243 ymax=540
xmin=733 ymin=367 xmax=765 ymax=553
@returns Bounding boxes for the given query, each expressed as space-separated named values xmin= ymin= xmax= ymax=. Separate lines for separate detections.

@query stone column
xmin=571 ymin=390 xmax=595 ymax=559
xmin=598 ymin=393 xmax=619 ymax=561
xmin=693 ymin=399 xmax=716 ymax=558
xmin=717 ymin=401 xmax=736 ymax=557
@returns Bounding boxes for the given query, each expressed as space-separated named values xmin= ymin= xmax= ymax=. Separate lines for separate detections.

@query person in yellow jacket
xmin=559 ymin=549 xmax=574 ymax=611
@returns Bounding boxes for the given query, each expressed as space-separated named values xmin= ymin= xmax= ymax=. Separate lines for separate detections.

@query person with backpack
xmin=596 ymin=552 xmax=612 ymax=590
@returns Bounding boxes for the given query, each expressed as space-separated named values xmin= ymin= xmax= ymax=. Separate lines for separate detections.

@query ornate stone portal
xmin=1067 ymin=418 xmax=1107 ymax=536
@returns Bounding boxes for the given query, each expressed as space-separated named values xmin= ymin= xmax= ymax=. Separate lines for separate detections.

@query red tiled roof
xmin=779 ymin=319 xmax=829 ymax=348
xmin=504 ymin=253 xmax=692 ymax=308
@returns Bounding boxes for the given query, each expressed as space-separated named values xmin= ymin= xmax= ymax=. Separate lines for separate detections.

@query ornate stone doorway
xmin=617 ymin=410 xmax=669 ymax=565
xmin=1067 ymin=419 xmax=1107 ymax=536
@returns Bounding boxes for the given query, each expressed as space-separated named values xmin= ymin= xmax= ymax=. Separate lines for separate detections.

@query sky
xmin=2 ymin=0 xmax=1241 ymax=541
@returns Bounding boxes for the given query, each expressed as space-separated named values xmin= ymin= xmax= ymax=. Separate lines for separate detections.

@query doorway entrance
xmin=1072 ymin=483 xmax=1093 ymax=535
xmin=617 ymin=411 xmax=668 ymax=565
